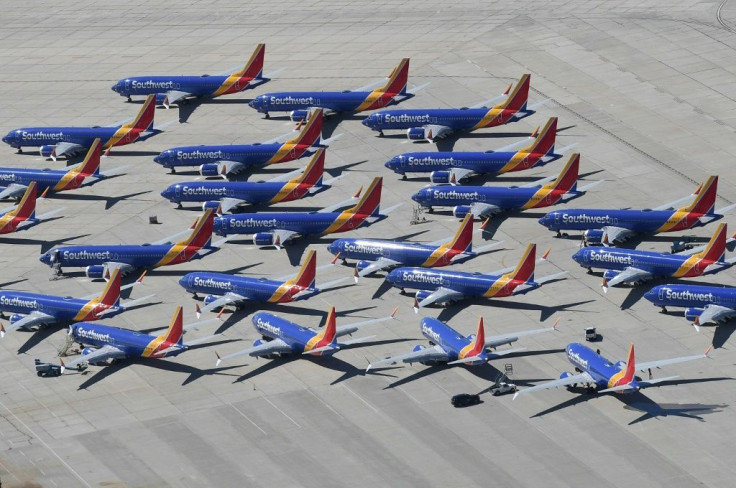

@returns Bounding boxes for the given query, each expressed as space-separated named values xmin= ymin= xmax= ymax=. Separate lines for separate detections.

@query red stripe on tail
xmin=380 ymin=58 xmax=410 ymax=96
xmin=240 ymin=43 xmax=265 ymax=79
xmin=294 ymin=250 xmax=317 ymax=289
xmin=349 ymin=177 xmax=382 ymax=217
xmin=549 ymin=153 xmax=579 ymax=193
xmin=296 ymin=148 xmax=325 ymax=187
xmin=98 ymin=268 xmax=122 ymax=307
xmin=157 ymin=306 xmax=184 ymax=346
xmin=466 ymin=317 xmax=486 ymax=357
xmin=500 ymin=74 xmax=530 ymax=112
xmin=181 ymin=209 xmax=215 ymax=249
xmin=130 ymin=94 xmax=156 ymax=131
xmin=448 ymin=214 xmax=473 ymax=253
xmin=616 ymin=344 xmax=636 ymax=386
xmin=525 ymin=117 xmax=557 ymax=156
xmin=507 ymin=243 xmax=536 ymax=283
xmin=683 ymin=176 xmax=717 ymax=215
xmin=290 ymin=108 xmax=323 ymax=147
xmin=78 ymin=139 xmax=102 ymax=176
xmin=698 ymin=223 xmax=727 ymax=262
xmin=320 ymin=306 xmax=337 ymax=345
xmin=12 ymin=182 xmax=37 ymax=220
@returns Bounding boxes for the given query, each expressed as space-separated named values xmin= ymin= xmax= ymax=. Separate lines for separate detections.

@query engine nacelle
xmin=202 ymin=201 xmax=222 ymax=212
xmin=253 ymin=339 xmax=265 ymax=348
xmin=453 ymin=205 xmax=471 ymax=219
xmin=603 ymin=269 xmax=620 ymax=281
xmin=412 ymin=344 xmax=426 ymax=353
xmin=685 ymin=307 xmax=704 ymax=322
xmin=204 ymin=295 xmax=219 ymax=306
xmin=154 ymin=93 xmax=169 ymax=107
xmin=430 ymin=171 xmax=451 ymax=184
xmin=356 ymin=260 xmax=374 ymax=273
xmin=290 ymin=109 xmax=309 ymax=122
xmin=415 ymin=290 xmax=434 ymax=304
xmin=559 ymin=371 xmax=573 ymax=380
xmin=253 ymin=232 xmax=275 ymax=246
xmin=406 ymin=127 xmax=427 ymax=140
xmin=9 ymin=314 xmax=24 ymax=325
xmin=39 ymin=145 xmax=56 ymax=158
xmin=81 ymin=347 xmax=96 ymax=356
xmin=199 ymin=162 xmax=226 ymax=177
xmin=583 ymin=229 xmax=604 ymax=246
xmin=85 ymin=265 xmax=106 ymax=280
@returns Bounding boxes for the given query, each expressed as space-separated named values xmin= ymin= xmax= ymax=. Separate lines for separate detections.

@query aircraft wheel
xmin=401 ymin=174 xmax=407 ymax=180
xmin=17 ymin=148 xmax=22 ymax=154
xmin=264 ymin=113 xmax=270 ymax=119
xmin=378 ymin=131 xmax=384 ymax=137
xmin=660 ymin=306 xmax=667 ymax=313
xmin=37 ymin=371 xmax=43 ymax=377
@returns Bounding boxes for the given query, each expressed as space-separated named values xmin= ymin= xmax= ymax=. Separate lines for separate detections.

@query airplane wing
xmin=601 ymin=226 xmax=636 ymax=244
xmin=602 ymin=267 xmax=652 ymax=291
xmin=0 ymin=184 xmax=29 ymax=200
xmin=335 ymin=307 xmax=398 ymax=337
xmin=447 ymin=168 xmax=477 ymax=185
xmin=52 ymin=142 xmax=87 ymax=159
xmin=513 ymin=372 xmax=594 ymax=400
xmin=319 ymin=192 xmax=362 ymax=213
xmin=271 ymin=229 xmax=299 ymax=248
xmin=469 ymin=93 xmax=510 ymax=110
xmin=414 ymin=287 xmax=465 ymax=311
xmin=520 ymin=174 xmax=558 ymax=188
xmin=469 ymin=202 xmax=503 ymax=219
xmin=32 ymin=207 xmax=65 ymax=222
xmin=696 ymin=304 xmax=736 ymax=326
xmin=61 ymin=345 xmax=127 ymax=372
xmin=424 ymin=124 xmax=454 ymax=141
xmin=635 ymin=347 xmax=711 ymax=371
xmin=357 ymin=257 xmax=402 ymax=277
xmin=485 ymin=321 xmax=559 ymax=349
xmin=0 ymin=311 xmax=56 ymax=336
xmin=164 ymin=90 xmax=193 ymax=107
xmin=265 ymin=166 xmax=308 ymax=183
xmin=511 ymin=271 xmax=568 ymax=295
xmin=366 ymin=344 xmax=450 ymax=371
xmin=218 ymin=197 xmax=248 ymax=214
xmin=216 ymin=338 xmax=292 ymax=365
xmin=196 ymin=292 xmax=249 ymax=315
xmin=652 ymin=194 xmax=698 ymax=212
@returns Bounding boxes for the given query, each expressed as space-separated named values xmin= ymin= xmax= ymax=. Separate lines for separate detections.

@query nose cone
xmin=385 ymin=269 xmax=399 ymax=284
xmin=178 ymin=276 xmax=189 ymax=289
xmin=248 ymin=96 xmax=265 ymax=110
xmin=160 ymin=186 xmax=174 ymax=200
xmin=384 ymin=157 xmax=398 ymax=171
xmin=361 ymin=116 xmax=374 ymax=128
xmin=643 ymin=287 xmax=659 ymax=303
xmin=1 ymin=135 xmax=8 ymax=145
xmin=111 ymin=82 xmax=120 ymax=93
xmin=571 ymin=249 xmax=584 ymax=264
xmin=326 ymin=241 xmax=339 ymax=255
xmin=411 ymin=188 xmax=428 ymax=203
xmin=39 ymin=252 xmax=51 ymax=265
xmin=538 ymin=213 xmax=552 ymax=228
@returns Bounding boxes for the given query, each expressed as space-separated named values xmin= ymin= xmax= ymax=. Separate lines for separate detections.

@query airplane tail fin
xmin=465 ymin=317 xmax=486 ymax=358
xmin=318 ymin=306 xmax=338 ymax=344
xmin=292 ymin=148 xmax=325 ymax=187
xmin=178 ymin=209 xmax=215 ymax=250
xmin=680 ymin=176 xmax=718 ymax=215
xmin=545 ymin=153 xmax=579 ymax=193
xmin=293 ymin=249 xmax=317 ymax=289
xmin=504 ymin=243 xmax=536 ymax=283
xmin=76 ymin=139 xmax=103 ymax=176
xmin=348 ymin=177 xmax=383 ymax=217
xmin=379 ymin=58 xmax=410 ymax=96
xmin=10 ymin=181 xmax=37 ymax=220
xmin=98 ymin=268 xmax=122 ymax=307
xmin=126 ymin=94 xmax=156 ymax=131
xmin=617 ymin=343 xmax=637 ymax=386
xmin=155 ymin=306 xmax=185 ymax=347
xmin=521 ymin=117 xmax=557 ymax=156
xmin=235 ymin=43 xmax=266 ymax=79
xmin=447 ymin=214 xmax=474 ymax=253
xmin=697 ymin=222 xmax=727 ymax=262
xmin=288 ymin=108 xmax=323 ymax=147
xmin=499 ymin=74 xmax=530 ymax=112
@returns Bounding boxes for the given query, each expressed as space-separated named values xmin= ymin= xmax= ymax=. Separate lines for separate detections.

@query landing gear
xmin=587 ymin=267 xmax=592 ymax=274
xmin=401 ymin=174 xmax=407 ymax=180
xmin=170 ymin=168 xmax=176 ymax=174
xmin=660 ymin=306 xmax=667 ymax=313
xmin=16 ymin=148 xmax=22 ymax=154
xmin=192 ymin=292 xmax=199 ymax=299
xmin=264 ymin=113 xmax=270 ymax=119
xmin=556 ymin=230 xmax=562 ymax=237
xmin=378 ymin=130 xmax=384 ymax=137
xmin=127 ymin=96 xmax=132 ymax=102
xmin=427 ymin=207 xmax=434 ymax=213
xmin=177 ymin=203 xmax=183 ymax=209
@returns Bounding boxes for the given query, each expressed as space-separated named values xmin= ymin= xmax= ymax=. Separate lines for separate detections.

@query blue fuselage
xmin=249 ymin=91 xmax=379 ymax=114
xmin=538 ymin=209 xmax=714 ymax=233
xmin=327 ymin=238 xmax=473 ymax=268
xmin=72 ymin=323 xmax=185 ymax=358
xmin=161 ymin=181 xmax=304 ymax=206
xmin=39 ymin=245 xmax=190 ymax=269
xmin=411 ymin=185 xmax=569 ymax=209
xmin=2 ymin=127 xmax=119 ymax=150
xmin=362 ymin=109 xmax=491 ymax=132
xmin=384 ymin=151 xmax=523 ymax=176
xmin=112 ymin=76 xmax=243 ymax=98
xmin=178 ymin=272 xmax=317 ymax=303
xmin=385 ymin=267 xmax=520 ymax=297
xmin=153 ymin=143 xmax=304 ymax=169
xmin=572 ymin=247 xmax=705 ymax=276
xmin=419 ymin=317 xmax=479 ymax=362
xmin=0 ymin=291 xmax=120 ymax=322
xmin=251 ymin=312 xmax=324 ymax=354
xmin=564 ymin=343 xmax=625 ymax=388
xmin=644 ymin=284 xmax=735 ymax=309
xmin=213 ymin=212 xmax=364 ymax=237
xmin=0 ymin=167 xmax=92 ymax=193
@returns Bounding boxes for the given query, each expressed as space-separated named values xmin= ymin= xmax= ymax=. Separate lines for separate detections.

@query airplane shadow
xmin=16 ymin=325 xmax=61 ymax=355
xmin=434 ymin=131 xmax=537 ymax=152
xmin=712 ymin=324 xmax=736 ymax=349
xmin=435 ymin=298 xmax=595 ymax=323
xmin=50 ymin=190 xmax=151 ymax=210
xmin=0 ymin=278 xmax=27 ymax=288
xmin=104 ymin=150 xmax=162 ymax=158
xmin=322 ymin=113 xmax=366 ymax=139
xmin=177 ymin=97 xmax=254 ymax=123
xmin=0 ymin=233 xmax=90 ymax=253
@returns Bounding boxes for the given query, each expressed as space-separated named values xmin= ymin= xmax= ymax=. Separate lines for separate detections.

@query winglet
xmin=601 ymin=277 xmax=608 ymax=293
xmin=195 ymin=303 xmax=202 ymax=319
xmin=693 ymin=314 xmax=701 ymax=332
xmin=530 ymin=125 xmax=540 ymax=138
xmin=216 ymin=307 xmax=225 ymax=320
xmin=0 ymin=323 xmax=5 ymax=338
xmin=353 ymin=266 xmax=359 ymax=284
xmin=352 ymin=186 xmax=364 ymax=199
xmin=705 ymin=344 xmax=713 ymax=357
xmin=39 ymin=187 xmax=49 ymax=200
xmin=390 ymin=306 xmax=399 ymax=319
xmin=136 ymin=270 xmax=147 ymax=283
xmin=541 ymin=248 xmax=550 ymax=261
xmin=215 ymin=351 xmax=222 ymax=367
xmin=59 ymin=358 xmax=66 ymax=374
xmin=502 ymin=83 xmax=512 ymax=96
xmin=413 ymin=297 xmax=419 ymax=314
xmin=480 ymin=218 xmax=490 ymax=231
xmin=552 ymin=317 xmax=560 ymax=331
xmin=330 ymin=252 xmax=340 ymax=265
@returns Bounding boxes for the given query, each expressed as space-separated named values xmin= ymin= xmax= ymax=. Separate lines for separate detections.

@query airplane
xmin=366 ymin=316 xmax=559 ymax=371
xmin=513 ymin=342 xmax=712 ymax=400
xmin=538 ymin=175 xmax=735 ymax=245
xmin=159 ymin=147 xmax=335 ymax=212
xmin=326 ymin=214 xmax=502 ymax=277
xmin=0 ymin=182 xmax=64 ymax=234
xmin=0 ymin=139 xmax=122 ymax=200
xmin=644 ymin=284 xmax=736 ymax=328
xmin=384 ymin=243 xmax=567 ymax=311
xmin=213 ymin=177 xmax=401 ymax=247
xmin=111 ymin=43 xmax=268 ymax=107
xmin=410 ymin=153 xmax=600 ymax=219
xmin=361 ymin=74 xmax=535 ymax=142
xmin=58 ymin=305 xmax=221 ymax=372
xmin=214 ymin=305 xmax=398 ymax=365
xmin=38 ymin=209 xmax=223 ymax=278
xmin=2 ymin=95 xmax=161 ymax=159
xmin=0 ymin=268 xmax=151 ymax=337
xmin=572 ymin=223 xmax=736 ymax=291
xmin=152 ymin=108 xmax=336 ymax=176
xmin=248 ymin=58 xmax=424 ymax=120
xmin=178 ymin=249 xmax=348 ymax=315
xmin=383 ymin=117 xmax=568 ymax=182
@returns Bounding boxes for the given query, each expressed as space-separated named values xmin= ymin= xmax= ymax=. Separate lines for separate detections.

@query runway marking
xmin=397 ymin=385 xmax=421 ymax=404
xmin=230 ymin=404 xmax=267 ymax=435
xmin=342 ymin=384 xmax=378 ymax=412
xmin=306 ymin=388 xmax=344 ymax=419
xmin=0 ymin=398 xmax=92 ymax=488
xmin=262 ymin=396 xmax=301 ymax=428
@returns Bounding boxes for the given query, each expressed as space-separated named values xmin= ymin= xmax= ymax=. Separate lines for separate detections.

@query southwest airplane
xmin=38 ymin=209 xmax=223 ymax=278
xmin=0 ymin=182 xmax=63 ymax=234
xmin=213 ymin=177 xmax=400 ymax=247
xmin=112 ymin=43 xmax=268 ymax=107
xmin=215 ymin=305 xmax=398 ymax=365
xmin=0 ymin=139 xmax=120 ymax=200
xmin=153 ymin=108 xmax=333 ymax=176
xmin=384 ymin=243 xmax=567 ymax=311
xmin=572 ymin=223 xmax=736 ymax=291
xmin=366 ymin=316 xmax=558 ymax=371
xmin=644 ymin=284 xmax=736 ymax=328
xmin=411 ymin=153 xmax=600 ymax=219
xmin=0 ymin=268 xmax=151 ymax=337
xmin=248 ymin=58 xmax=421 ymax=120
xmin=513 ymin=342 xmax=711 ymax=400
xmin=178 ymin=249 xmax=347 ymax=315
xmin=383 ymin=117 xmax=566 ymax=182
xmin=58 ymin=306 xmax=220 ymax=372
xmin=538 ymin=175 xmax=735 ymax=245
xmin=327 ymin=214 xmax=502 ymax=277
xmin=160 ymin=147 xmax=333 ymax=212
xmin=361 ymin=74 xmax=533 ymax=142
xmin=2 ymin=95 xmax=160 ymax=159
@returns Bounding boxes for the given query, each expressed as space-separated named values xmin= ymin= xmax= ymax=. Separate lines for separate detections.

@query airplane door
xmin=175 ymin=186 xmax=181 ymax=198
xmin=125 ymin=80 xmax=130 ymax=92
xmin=554 ymin=213 xmax=560 ymax=225
xmin=658 ymin=287 xmax=666 ymax=301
